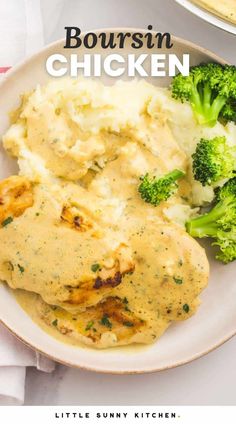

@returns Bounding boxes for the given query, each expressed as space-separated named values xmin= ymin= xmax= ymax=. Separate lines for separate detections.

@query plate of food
xmin=0 ymin=30 xmax=235 ymax=373
xmin=175 ymin=0 xmax=236 ymax=35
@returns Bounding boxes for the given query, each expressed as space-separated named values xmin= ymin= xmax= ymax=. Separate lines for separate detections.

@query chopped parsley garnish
xmin=123 ymin=321 xmax=134 ymax=327
xmin=2 ymin=216 xmax=13 ymax=227
xmin=52 ymin=319 xmax=58 ymax=326
xmin=123 ymin=297 xmax=130 ymax=311
xmin=100 ymin=314 xmax=112 ymax=329
xmin=173 ymin=276 xmax=183 ymax=285
xmin=183 ymin=304 xmax=190 ymax=313
xmin=91 ymin=263 xmax=100 ymax=272
xmin=85 ymin=320 xmax=94 ymax=331
xmin=17 ymin=264 xmax=25 ymax=274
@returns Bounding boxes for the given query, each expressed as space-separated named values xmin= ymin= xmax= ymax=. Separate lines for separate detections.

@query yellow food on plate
xmin=1 ymin=77 xmax=224 ymax=349
xmin=0 ymin=175 xmax=33 ymax=224
xmin=191 ymin=0 xmax=236 ymax=25
xmin=12 ymin=219 xmax=209 ymax=349
xmin=0 ymin=177 xmax=134 ymax=313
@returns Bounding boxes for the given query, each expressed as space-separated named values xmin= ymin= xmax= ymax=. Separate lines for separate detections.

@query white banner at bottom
xmin=0 ymin=406 xmax=235 ymax=423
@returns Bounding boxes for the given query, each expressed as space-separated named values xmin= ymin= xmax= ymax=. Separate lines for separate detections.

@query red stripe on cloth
xmin=0 ymin=67 xmax=11 ymax=73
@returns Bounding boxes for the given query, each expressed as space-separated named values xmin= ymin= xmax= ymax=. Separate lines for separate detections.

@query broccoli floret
xmin=221 ymin=99 xmax=236 ymax=123
xmin=192 ymin=136 xmax=235 ymax=186
xmin=186 ymin=178 xmax=236 ymax=263
xmin=138 ymin=169 xmax=185 ymax=206
xmin=171 ymin=63 xmax=236 ymax=127
xmin=213 ymin=228 xmax=236 ymax=263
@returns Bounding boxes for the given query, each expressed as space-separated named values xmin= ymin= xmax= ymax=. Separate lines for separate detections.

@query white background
xmin=25 ymin=0 xmax=236 ymax=406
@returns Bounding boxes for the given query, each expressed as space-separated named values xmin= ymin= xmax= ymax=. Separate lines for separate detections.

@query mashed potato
xmin=4 ymin=78 xmax=235 ymax=208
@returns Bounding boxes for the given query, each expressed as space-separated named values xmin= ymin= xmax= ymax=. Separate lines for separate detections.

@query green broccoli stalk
xmin=171 ymin=63 xmax=236 ymax=127
xmin=192 ymin=136 xmax=236 ymax=186
xmin=138 ymin=169 xmax=185 ymax=206
xmin=186 ymin=178 xmax=236 ymax=263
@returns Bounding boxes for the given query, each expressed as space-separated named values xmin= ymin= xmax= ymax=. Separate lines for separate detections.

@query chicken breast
xmin=24 ymin=221 xmax=209 ymax=349
xmin=33 ymin=294 xmax=153 ymax=349
xmin=0 ymin=175 xmax=34 ymax=223
xmin=0 ymin=176 xmax=134 ymax=312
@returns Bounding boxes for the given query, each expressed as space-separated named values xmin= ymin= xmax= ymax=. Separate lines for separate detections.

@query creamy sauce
xmin=0 ymin=79 xmax=210 ymax=349
xmin=7 ymin=164 xmax=208 ymax=348
xmin=14 ymin=289 xmax=151 ymax=353
xmin=0 ymin=182 xmax=134 ymax=313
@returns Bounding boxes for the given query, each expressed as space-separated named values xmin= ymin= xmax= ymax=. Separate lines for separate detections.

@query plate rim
xmin=0 ymin=29 xmax=234 ymax=373
xmin=0 ymin=315 xmax=235 ymax=374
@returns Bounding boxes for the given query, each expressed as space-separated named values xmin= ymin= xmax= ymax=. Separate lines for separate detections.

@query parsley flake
xmin=100 ymin=315 xmax=112 ymax=329
xmin=173 ymin=276 xmax=183 ymax=285
xmin=2 ymin=216 xmax=13 ymax=227
xmin=183 ymin=304 xmax=190 ymax=313
xmin=17 ymin=264 xmax=25 ymax=274
xmin=85 ymin=320 xmax=94 ymax=331
xmin=91 ymin=263 xmax=100 ymax=272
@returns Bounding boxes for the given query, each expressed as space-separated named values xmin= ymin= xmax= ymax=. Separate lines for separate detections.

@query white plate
xmin=0 ymin=30 xmax=235 ymax=373
xmin=175 ymin=0 xmax=236 ymax=34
